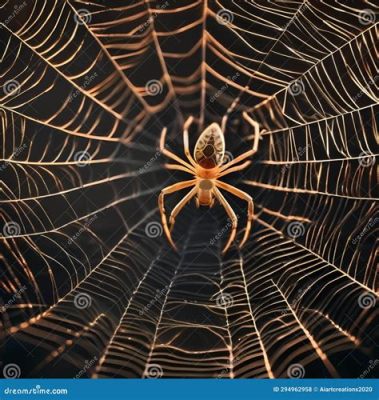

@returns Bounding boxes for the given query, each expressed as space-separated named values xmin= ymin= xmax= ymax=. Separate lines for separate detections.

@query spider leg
xmin=213 ymin=187 xmax=238 ymax=254
xmin=165 ymin=163 xmax=195 ymax=175
xmin=219 ymin=112 xmax=261 ymax=172
xmin=217 ymin=160 xmax=251 ymax=178
xmin=160 ymin=127 xmax=196 ymax=172
xmin=243 ymin=111 xmax=260 ymax=152
xmin=183 ymin=116 xmax=198 ymax=167
xmin=169 ymin=186 xmax=198 ymax=232
xmin=216 ymin=181 xmax=254 ymax=249
xmin=221 ymin=85 xmax=248 ymax=133
xmin=159 ymin=180 xmax=196 ymax=251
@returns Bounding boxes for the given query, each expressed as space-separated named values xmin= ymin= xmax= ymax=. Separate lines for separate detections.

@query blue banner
xmin=0 ymin=379 xmax=378 ymax=400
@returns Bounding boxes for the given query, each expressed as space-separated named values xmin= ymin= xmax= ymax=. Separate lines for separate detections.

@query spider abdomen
xmin=194 ymin=123 xmax=225 ymax=169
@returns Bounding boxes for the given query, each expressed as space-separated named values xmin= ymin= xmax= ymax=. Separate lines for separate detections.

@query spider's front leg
xmin=183 ymin=116 xmax=197 ymax=167
xmin=219 ymin=112 xmax=262 ymax=173
xmin=158 ymin=180 xmax=196 ymax=251
xmin=160 ymin=127 xmax=195 ymax=172
xmin=217 ymin=160 xmax=251 ymax=178
xmin=165 ymin=164 xmax=194 ymax=175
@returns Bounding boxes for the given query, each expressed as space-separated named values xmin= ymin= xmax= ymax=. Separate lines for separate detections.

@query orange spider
xmin=158 ymin=111 xmax=261 ymax=253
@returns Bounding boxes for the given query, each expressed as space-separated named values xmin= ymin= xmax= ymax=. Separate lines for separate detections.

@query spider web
xmin=0 ymin=0 xmax=378 ymax=378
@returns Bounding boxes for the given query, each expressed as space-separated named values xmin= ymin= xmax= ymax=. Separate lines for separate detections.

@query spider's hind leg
xmin=213 ymin=187 xmax=238 ymax=254
xmin=158 ymin=180 xmax=196 ymax=251
xmin=215 ymin=180 xmax=254 ymax=249
xmin=169 ymin=186 xmax=198 ymax=232
xmin=159 ymin=192 xmax=177 ymax=251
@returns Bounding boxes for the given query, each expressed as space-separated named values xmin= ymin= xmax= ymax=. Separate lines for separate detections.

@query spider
xmin=158 ymin=111 xmax=261 ymax=254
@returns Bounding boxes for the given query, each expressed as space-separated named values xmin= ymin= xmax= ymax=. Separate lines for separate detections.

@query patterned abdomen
xmin=194 ymin=123 xmax=225 ymax=169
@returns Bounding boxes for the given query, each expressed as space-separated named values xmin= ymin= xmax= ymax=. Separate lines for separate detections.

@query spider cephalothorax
xmin=158 ymin=112 xmax=261 ymax=253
